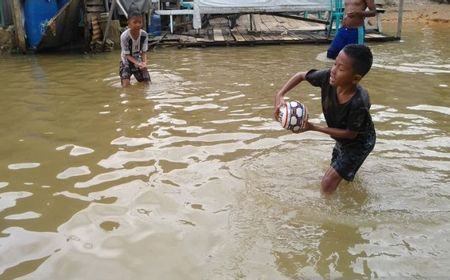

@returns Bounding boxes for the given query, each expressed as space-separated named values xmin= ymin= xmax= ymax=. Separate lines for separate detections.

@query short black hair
xmin=342 ymin=44 xmax=373 ymax=77
xmin=128 ymin=3 xmax=142 ymax=19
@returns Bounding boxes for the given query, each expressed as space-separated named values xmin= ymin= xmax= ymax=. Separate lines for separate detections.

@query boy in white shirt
xmin=119 ymin=8 xmax=150 ymax=87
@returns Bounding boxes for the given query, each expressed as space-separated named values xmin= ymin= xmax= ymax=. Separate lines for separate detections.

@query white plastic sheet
xmin=197 ymin=0 xmax=331 ymax=13
xmin=198 ymin=0 xmax=330 ymax=8
xmin=186 ymin=0 xmax=332 ymax=29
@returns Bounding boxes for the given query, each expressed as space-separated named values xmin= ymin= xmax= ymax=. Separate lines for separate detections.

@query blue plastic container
xmin=24 ymin=0 xmax=58 ymax=49
xmin=148 ymin=14 xmax=161 ymax=37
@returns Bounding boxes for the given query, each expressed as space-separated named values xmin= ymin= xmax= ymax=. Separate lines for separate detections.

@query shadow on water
xmin=0 ymin=23 xmax=449 ymax=279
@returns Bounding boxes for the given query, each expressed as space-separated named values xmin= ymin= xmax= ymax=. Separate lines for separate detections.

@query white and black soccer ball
xmin=278 ymin=100 xmax=308 ymax=133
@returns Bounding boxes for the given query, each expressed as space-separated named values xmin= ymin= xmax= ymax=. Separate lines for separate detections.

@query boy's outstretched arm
xmin=274 ymin=71 xmax=307 ymax=120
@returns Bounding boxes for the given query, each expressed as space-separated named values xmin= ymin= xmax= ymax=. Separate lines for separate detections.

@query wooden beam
xmin=11 ymin=0 xmax=26 ymax=52
xmin=213 ymin=28 xmax=225 ymax=41
xmin=81 ymin=0 xmax=91 ymax=51
xmin=396 ymin=0 xmax=405 ymax=38
xmin=231 ymin=30 xmax=246 ymax=42
xmin=116 ymin=0 xmax=127 ymax=18
xmin=102 ymin=0 xmax=116 ymax=49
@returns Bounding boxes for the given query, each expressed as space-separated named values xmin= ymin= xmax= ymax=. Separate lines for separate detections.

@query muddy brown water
xmin=0 ymin=24 xmax=449 ymax=279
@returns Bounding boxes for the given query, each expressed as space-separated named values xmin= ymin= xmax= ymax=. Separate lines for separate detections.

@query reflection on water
xmin=0 ymin=24 xmax=449 ymax=279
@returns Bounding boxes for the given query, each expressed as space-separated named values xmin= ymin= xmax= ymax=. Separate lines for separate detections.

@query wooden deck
xmin=149 ymin=14 xmax=398 ymax=48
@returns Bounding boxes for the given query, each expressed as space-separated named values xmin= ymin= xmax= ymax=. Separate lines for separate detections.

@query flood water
xmin=1 ymin=23 xmax=449 ymax=279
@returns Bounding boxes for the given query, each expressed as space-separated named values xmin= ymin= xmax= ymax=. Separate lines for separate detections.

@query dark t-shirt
xmin=305 ymin=69 xmax=375 ymax=144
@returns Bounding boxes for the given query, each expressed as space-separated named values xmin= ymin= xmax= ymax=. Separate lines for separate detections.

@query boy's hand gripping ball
xmin=278 ymin=101 xmax=308 ymax=133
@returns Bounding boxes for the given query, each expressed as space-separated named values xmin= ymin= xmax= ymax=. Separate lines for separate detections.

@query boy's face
xmin=330 ymin=51 xmax=361 ymax=87
xmin=128 ymin=16 xmax=143 ymax=31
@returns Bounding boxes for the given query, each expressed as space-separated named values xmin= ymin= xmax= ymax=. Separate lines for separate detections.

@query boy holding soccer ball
xmin=274 ymin=44 xmax=376 ymax=195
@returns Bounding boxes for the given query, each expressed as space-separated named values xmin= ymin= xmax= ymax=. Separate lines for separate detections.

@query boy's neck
xmin=337 ymin=84 xmax=357 ymax=96
xmin=130 ymin=28 xmax=140 ymax=39
xmin=336 ymin=84 xmax=358 ymax=104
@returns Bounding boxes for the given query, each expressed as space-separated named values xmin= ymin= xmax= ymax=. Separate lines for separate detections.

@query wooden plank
xmin=179 ymin=35 xmax=197 ymax=43
xmin=221 ymin=28 xmax=234 ymax=42
xmin=302 ymin=20 xmax=326 ymax=31
xmin=86 ymin=0 xmax=104 ymax=4
xmin=264 ymin=15 xmax=283 ymax=32
xmin=86 ymin=6 xmax=106 ymax=12
xmin=259 ymin=15 xmax=273 ymax=32
xmin=273 ymin=15 xmax=293 ymax=31
xmin=283 ymin=17 xmax=301 ymax=30
xmin=101 ymin=0 xmax=116 ymax=48
xmin=252 ymin=15 xmax=264 ymax=32
xmin=239 ymin=29 xmax=259 ymax=42
xmin=11 ymin=0 xmax=26 ymax=52
xmin=231 ymin=30 xmax=246 ymax=42
xmin=244 ymin=33 xmax=261 ymax=41
xmin=213 ymin=28 xmax=225 ymax=41
xmin=272 ymin=15 xmax=300 ymax=40
xmin=258 ymin=15 xmax=279 ymax=40
xmin=81 ymin=0 xmax=91 ymax=51
xmin=248 ymin=32 xmax=263 ymax=41
xmin=251 ymin=16 xmax=273 ymax=41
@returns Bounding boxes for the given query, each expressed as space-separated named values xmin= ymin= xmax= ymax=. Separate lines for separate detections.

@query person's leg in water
xmin=133 ymin=67 xmax=151 ymax=85
xmin=120 ymin=61 xmax=132 ymax=87
xmin=321 ymin=167 xmax=343 ymax=195
xmin=323 ymin=132 xmax=375 ymax=195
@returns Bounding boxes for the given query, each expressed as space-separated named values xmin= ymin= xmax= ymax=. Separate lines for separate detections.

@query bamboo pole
xmin=81 ymin=0 xmax=91 ymax=51
xmin=11 ymin=0 xmax=26 ymax=52
xmin=102 ymin=0 xmax=116 ymax=49
xmin=116 ymin=0 xmax=128 ymax=18
xmin=396 ymin=0 xmax=404 ymax=38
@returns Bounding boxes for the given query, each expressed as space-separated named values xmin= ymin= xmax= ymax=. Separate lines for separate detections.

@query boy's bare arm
xmin=139 ymin=53 xmax=147 ymax=69
xmin=126 ymin=54 xmax=147 ymax=69
xmin=126 ymin=54 xmax=140 ymax=66
xmin=142 ymin=53 xmax=147 ymax=65
xmin=306 ymin=122 xmax=358 ymax=139
xmin=363 ymin=0 xmax=377 ymax=18
xmin=274 ymin=71 xmax=307 ymax=120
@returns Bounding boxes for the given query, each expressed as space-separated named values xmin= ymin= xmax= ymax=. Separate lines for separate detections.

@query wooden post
xmin=104 ymin=0 xmax=109 ymax=12
xmin=116 ymin=0 xmax=127 ymax=18
xmin=81 ymin=0 xmax=91 ymax=51
xmin=102 ymin=0 xmax=116 ymax=49
xmin=1 ymin=0 xmax=5 ymax=27
xmin=11 ymin=0 xmax=26 ymax=52
xmin=396 ymin=0 xmax=404 ymax=38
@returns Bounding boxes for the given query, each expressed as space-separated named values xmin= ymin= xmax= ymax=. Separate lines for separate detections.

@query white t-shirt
xmin=120 ymin=29 xmax=148 ymax=65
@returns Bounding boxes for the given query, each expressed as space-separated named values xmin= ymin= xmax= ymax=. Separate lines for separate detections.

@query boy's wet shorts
xmin=119 ymin=61 xmax=151 ymax=83
xmin=330 ymin=131 xmax=376 ymax=181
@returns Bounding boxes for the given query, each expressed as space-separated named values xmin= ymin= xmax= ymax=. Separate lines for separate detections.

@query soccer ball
xmin=278 ymin=101 xmax=308 ymax=133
